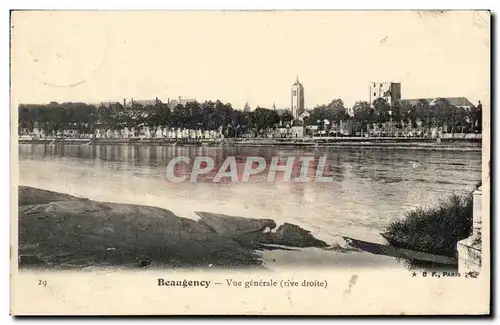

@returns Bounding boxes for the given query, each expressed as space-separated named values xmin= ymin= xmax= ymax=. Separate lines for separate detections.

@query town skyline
xmin=12 ymin=11 xmax=490 ymax=109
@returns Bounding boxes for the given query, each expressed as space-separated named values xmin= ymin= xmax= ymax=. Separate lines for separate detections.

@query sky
xmin=11 ymin=10 xmax=490 ymax=109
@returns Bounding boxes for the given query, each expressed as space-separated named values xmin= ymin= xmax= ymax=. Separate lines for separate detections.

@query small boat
xmin=345 ymin=235 xmax=457 ymax=266
xmin=380 ymin=232 xmax=408 ymax=248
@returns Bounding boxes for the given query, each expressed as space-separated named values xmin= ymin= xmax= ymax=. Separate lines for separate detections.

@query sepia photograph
xmin=10 ymin=10 xmax=491 ymax=315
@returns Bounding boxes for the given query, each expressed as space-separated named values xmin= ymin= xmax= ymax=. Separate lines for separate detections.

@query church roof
xmin=292 ymin=75 xmax=303 ymax=86
xmin=125 ymin=98 xmax=161 ymax=107
xmin=400 ymin=97 xmax=475 ymax=108
xmin=88 ymin=101 xmax=121 ymax=107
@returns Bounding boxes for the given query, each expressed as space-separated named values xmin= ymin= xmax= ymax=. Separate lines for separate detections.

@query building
xmin=125 ymin=97 xmax=162 ymax=107
xmin=88 ymin=101 xmax=122 ymax=108
xmin=290 ymin=125 xmax=305 ymax=138
xmin=400 ymin=97 xmax=475 ymax=109
xmin=369 ymin=82 xmax=401 ymax=106
xmin=243 ymin=101 xmax=251 ymax=112
xmin=291 ymin=75 xmax=305 ymax=120
xmin=339 ymin=120 xmax=354 ymax=136
xmin=167 ymin=96 xmax=197 ymax=109
xmin=298 ymin=111 xmax=310 ymax=122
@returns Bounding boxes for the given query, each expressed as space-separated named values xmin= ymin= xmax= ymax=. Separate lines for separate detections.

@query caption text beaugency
xmin=157 ymin=278 xmax=328 ymax=289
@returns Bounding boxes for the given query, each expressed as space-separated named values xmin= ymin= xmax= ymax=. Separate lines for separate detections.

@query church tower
xmin=243 ymin=101 xmax=251 ymax=112
xmin=291 ymin=75 xmax=305 ymax=120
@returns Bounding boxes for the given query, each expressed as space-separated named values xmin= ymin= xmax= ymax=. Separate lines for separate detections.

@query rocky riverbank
xmin=17 ymin=186 xmax=458 ymax=270
xmin=17 ymin=187 xmax=332 ymax=270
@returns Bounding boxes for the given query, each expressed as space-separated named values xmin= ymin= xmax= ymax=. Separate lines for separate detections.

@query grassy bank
xmin=382 ymin=193 xmax=474 ymax=258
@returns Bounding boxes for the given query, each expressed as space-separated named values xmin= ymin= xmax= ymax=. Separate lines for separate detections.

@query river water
xmin=18 ymin=144 xmax=481 ymax=246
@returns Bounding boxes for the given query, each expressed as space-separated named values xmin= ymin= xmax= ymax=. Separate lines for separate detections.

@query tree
xmin=171 ymin=104 xmax=188 ymax=128
xmin=214 ymin=100 xmax=231 ymax=131
xmin=242 ymin=111 xmax=255 ymax=134
xmin=352 ymin=101 xmax=374 ymax=133
xmin=19 ymin=95 xmax=478 ymax=138
xmin=430 ymin=98 xmax=452 ymax=128
xmin=415 ymin=99 xmax=431 ymax=131
xmin=122 ymin=103 xmax=147 ymax=128
xmin=185 ymin=101 xmax=202 ymax=129
xmin=253 ymin=107 xmax=279 ymax=133
xmin=281 ymin=110 xmax=294 ymax=124
xmin=328 ymin=99 xmax=348 ymax=122
xmin=452 ymin=106 xmax=468 ymax=134
xmin=372 ymin=98 xmax=391 ymax=128
xmin=228 ymin=109 xmax=243 ymax=137
xmin=150 ymin=102 xmax=171 ymax=127
xmin=400 ymin=101 xmax=417 ymax=128
xmin=473 ymin=101 xmax=483 ymax=133
xmin=200 ymin=101 xmax=216 ymax=130
xmin=309 ymin=105 xmax=330 ymax=125
xmin=390 ymin=101 xmax=403 ymax=128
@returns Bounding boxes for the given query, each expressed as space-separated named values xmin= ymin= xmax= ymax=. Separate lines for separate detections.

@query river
xmin=18 ymin=144 xmax=481 ymax=246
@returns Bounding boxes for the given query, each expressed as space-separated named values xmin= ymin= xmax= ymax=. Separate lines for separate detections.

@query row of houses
xmin=93 ymin=127 xmax=222 ymax=140
xmin=22 ymin=125 xmax=223 ymax=140
xmin=241 ymin=117 xmax=480 ymax=139
xmin=21 ymin=120 xmax=477 ymax=141
xmin=94 ymin=96 xmax=198 ymax=110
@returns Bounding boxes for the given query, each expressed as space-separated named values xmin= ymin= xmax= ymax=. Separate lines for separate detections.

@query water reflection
xmin=19 ymin=143 xmax=481 ymax=242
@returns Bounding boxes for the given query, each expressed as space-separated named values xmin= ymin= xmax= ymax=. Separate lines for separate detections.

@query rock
xmin=18 ymin=187 xmax=331 ymax=270
xmin=196 ymin=212 xmax=276 ymax=234
xmin=18 ymin=187 xmax=262 ymax=269
xmin=196 ymin=212 xmax=328 ymax=249
xmin=18 ymin=186 xmax=79 ymax=206
xmin=272 ymin=223 xmax=328 ymax=248
xmin=196 ymin=212 xmax=276 ymax=247
xmin=137 ymin=260 xmax=151 ymax=268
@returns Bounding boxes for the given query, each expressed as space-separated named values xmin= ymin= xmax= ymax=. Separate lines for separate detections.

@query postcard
xmin=10 ymin=10 xmax=490 ymax=315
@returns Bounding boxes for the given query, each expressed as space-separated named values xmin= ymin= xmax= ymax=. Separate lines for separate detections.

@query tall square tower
xmin=291 ymin=76 xmax=305 ymax=120
xmin=369 ymin=82 xmax=401 ymax=106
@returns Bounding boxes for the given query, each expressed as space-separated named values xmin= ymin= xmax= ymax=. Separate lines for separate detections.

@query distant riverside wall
xmin=226 ymin=138 xmax=481 ymax=152
xmin=18 ymin=137 xmax=220 ymax=146
xmin=18 ymin=136 xmax=482 ymax=151
xmin=226 ymin=135 xmax=481 ymax=144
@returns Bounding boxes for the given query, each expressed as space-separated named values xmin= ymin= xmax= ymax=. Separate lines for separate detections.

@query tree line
xmin=308 ymin=98 xmax=482 ymax=134
xmin=18 ymin=97 xmax=482 ymax=136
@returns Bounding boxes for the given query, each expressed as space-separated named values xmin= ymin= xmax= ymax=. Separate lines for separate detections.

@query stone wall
xmin=457 ymin=186 xmax=482 ymax=273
